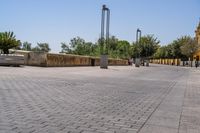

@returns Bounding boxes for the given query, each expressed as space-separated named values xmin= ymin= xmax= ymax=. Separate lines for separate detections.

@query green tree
xmin=66 ymin=37 xmax=98 ymax=56
xmin=133 ymin=35 xmax=160 ymax=58
xmin=32 ymin=43 xmax=51 ymax=52
xmin=131 ymin=43 xmax=139 ymax=58
xmin=153 ymin=36 xmax=197 ymax=60
xmin=0 ymin=31 xmax=21 ymax=54
xmin=60 ymin=42 xmax=71 ymax=53
xmin=116 ymin=40 xmax=130 ymax=59
xmin=180 ymin=36 xmax=199 ymax=60
xmin=154 ymin=45 xmax=175 ymax=59
xmin=108 ymin=36 xmax=118 ymax=51
xmin=170 ymin=36 xmax=188 ymax=59
xmin=90 ymin=43 xmax=100 ymax=56
xmin=69 ymin=37 xmax=85 ymax=55
xmin=22 ymin=41 xmax=32 ymax=51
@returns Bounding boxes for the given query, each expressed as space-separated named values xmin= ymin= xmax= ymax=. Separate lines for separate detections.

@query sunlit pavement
xmin=0 ymin=64 xmax=199 ymax=133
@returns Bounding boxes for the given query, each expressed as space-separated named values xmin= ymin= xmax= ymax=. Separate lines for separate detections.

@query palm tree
xmin=0 ymin=31 xmax=21 ymax=54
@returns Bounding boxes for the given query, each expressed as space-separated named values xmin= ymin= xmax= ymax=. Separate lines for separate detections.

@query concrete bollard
xmin=135 ymin=58 xmax=140 ymax=67
xmin=100 ymin=55 xmax=108 ymax=69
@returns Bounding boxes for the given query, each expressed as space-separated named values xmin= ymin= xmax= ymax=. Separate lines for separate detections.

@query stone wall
xmin=14 ymin=51 xmax=128 ymax=67
xmin=150 ymin=58 xmax=181 ymax=66
xmin=46 ymin=53 xmax=91 ymax=67
xmin=150 ymin=58 xmax=200 ymax=67
xmin=14 ymin=51 xmax=46 ymax=66
xmin=46 ymin=53 xmax=127 ymax=67
xmin=0 ymin=54 xmax=24 ymax=66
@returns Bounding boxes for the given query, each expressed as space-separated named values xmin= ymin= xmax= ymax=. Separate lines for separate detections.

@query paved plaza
xmin=0 ymin=64 xmax=200 ymax=133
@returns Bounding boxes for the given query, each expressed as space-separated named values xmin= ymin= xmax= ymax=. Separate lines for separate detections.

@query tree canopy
xmin=21 ymin=41 xmax=32 ymax=51
xmin=0 ymin=31 xmax=21 ymax=54
xmin=132 ymin=35 xmax=160 ymax=58
xmin=153 ymin=36 xmax=198 ymax=60
xmin=180 ymin=36 xmax=199 ymax=60
xmin=32 ymin=43 xmax=51 ymax=52
xmin=2 ymin=31 xmax=196 ymax=61
xmin=60 ymin=35 xmax=161 ymax=59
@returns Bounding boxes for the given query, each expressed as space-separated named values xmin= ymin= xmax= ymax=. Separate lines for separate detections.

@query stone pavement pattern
xmin=0 ymin=65 xmax=199 ymax=133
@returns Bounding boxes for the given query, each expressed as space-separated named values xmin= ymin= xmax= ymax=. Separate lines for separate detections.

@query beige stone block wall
xmin=46 ymin=53 xmax=91 ymax=67
xmin=46 ymin=53 xmax=128 ymax=67
xmin=108 ymin=59 xmax=128 ymax=66
xmin=13 ymin=50 xmax=30 ymax=65
xmin=151 ymin=58 xmax=181 ymax=66
xmin=14 ymin=50 xmax=128 ymax=67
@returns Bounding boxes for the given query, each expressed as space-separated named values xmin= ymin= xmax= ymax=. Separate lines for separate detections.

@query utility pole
xmin=100 ymin=5 xmax=110 ymax=69
xmin=135 ymin=28 xmax=141 ymax=67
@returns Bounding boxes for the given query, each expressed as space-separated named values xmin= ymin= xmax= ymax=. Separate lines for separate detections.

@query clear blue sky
xmin=1 ymin=0 xmax=200 ymax=53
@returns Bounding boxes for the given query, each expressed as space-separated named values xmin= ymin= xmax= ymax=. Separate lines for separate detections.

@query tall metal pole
xmin=106 ymin=8 xmax=110 ymax=54
xmin=100 ymin=6 xmax=105 ymax=54
xmin=136 ymin=29 xmax=138 ymax=43
xmin=135 ymin=28 xmax=141 ymax=67
xmin=100 ymin=5 xmax=110 ymax=69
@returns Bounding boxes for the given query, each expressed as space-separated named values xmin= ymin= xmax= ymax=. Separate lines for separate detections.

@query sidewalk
xmin=139 ymin=67 xmax=200 ymax=133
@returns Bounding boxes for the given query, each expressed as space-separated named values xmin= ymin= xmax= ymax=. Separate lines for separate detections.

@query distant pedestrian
xmin=195 ymin=61 xmax=198 ymax=68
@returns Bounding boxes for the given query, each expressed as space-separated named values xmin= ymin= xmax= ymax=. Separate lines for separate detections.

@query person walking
xmin=195 ymin=60 xmax=198 ymax=68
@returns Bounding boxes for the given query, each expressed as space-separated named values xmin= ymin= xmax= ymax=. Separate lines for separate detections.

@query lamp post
xmin=100 ymin=4 xmax=110 ymax=69
xmin=135 ymin=28 xmax=141 ymax=67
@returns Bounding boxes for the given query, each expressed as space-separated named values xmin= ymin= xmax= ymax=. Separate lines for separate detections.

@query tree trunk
xmin=190 ymin=55 xmax=193 ymax=67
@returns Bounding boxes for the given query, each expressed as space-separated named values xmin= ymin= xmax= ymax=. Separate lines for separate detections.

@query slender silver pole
xmin=101 ymin=5 xmax=105 ymax=54
xmin=100 ymin=5 xmax=110 ymax=69
xmin=106 ymin=9 xmax=110 ymax=54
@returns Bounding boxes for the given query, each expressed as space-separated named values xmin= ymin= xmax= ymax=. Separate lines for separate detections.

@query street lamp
xmin=135 ymin=28 xmax=141 ymax=67
xmin=100 ymin=4 xmax=110 ymax=69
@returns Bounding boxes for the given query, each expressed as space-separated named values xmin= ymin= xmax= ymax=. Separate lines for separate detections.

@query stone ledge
xmin=0 ymin=54 xmax=25 ymax=66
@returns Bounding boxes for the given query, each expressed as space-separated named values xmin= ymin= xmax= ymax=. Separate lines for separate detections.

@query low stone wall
xmin=14 ymin=51 xmax=46 ymax=66
xmin=14 ymin=51 xmax=128 ymax=67
xmin=46 ymin=53 xmax=128 ymax=67
xmin=108 ymin=58 xmax=128 ymax=66
xmin=46 ymin=54 xmax=91 ymax=67
xmin=150 ymin=58 xmax=200 ymax=67
xmin=0 ymin=54 xmax=24 ymax=66
xmin=150 ymin=58 xmax=181 ymax=66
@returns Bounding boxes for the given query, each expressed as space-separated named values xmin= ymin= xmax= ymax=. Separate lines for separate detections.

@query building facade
xmin=194 ymin=21 xmax=200 ymax=61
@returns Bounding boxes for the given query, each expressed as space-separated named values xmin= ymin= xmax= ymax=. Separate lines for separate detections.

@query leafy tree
xmin=133 ymin=35 xmax=160 ymax=58
xmin=131 ymin=43 xmax=139 ymax=58
xmin=60 ymin=42 xmax=71 ymax=53
xmin=22 ymin=41 xmax=32 ymax=51
xmin=90 ymin=43 xmax=100 ymax=56
xmin=169 ymin=36 xmax=188 ymax=59
xmin=65 ymin=37 xmax=97 ymax=56
xmin=115 ymin=40 xmax=130 ymax=59
xmin=32 ymin=43 xmax=51 ymax=52
xmin=108 ymin=36 xmax=118 ymax=51
xmin=0 ymin=31 xmax=21 ymax=54
xmin=69 ymin=37 xmax=85 ymax=55
xmin=154 ymin=44 xmax=178 ymax=59
xmin=153 ymin=36 xmax=197 ymax=60
xmin=180 ymin=36 xmax=199 ymax=60
xmin=62 ymin=35 xmax=159 ymax=60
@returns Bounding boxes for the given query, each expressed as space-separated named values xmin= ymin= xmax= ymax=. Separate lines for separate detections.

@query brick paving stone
xmin=0 ymin=65 xmax=199 ymax=133
xmin=178 ymin=69 xmax=200 ymax=133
